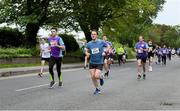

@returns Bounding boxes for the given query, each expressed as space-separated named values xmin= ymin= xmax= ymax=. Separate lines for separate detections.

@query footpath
xmin=0 ymin=59 xmax=136 ymax=77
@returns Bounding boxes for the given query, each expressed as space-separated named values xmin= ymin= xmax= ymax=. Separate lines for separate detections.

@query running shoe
xmin=143 ymin=74 xmax=146 ymax=80
xmin=106 ymin=70 xmax=109 ymax=77
xmin=149 ymin=66 xmax=152 ymax=72
xmin=104 ymin=71 xmax=109 ymax=77
xmin=59 ymin=81 xmax=62 ymax=87
xmin=137 ymin=75 xmax=141 ymax=80
xmin=49 ymin=81 xmax=55 ymax=88
xmin=38 ymin=73 xmax=43 ymax=77
xmin=93 ymin=88 xmax=101 ymax=95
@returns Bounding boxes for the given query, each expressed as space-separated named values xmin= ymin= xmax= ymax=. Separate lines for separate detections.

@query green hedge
xmin=59 ymin=34 xmax=79 ymax=52
xmin=0 ymin=48 xmax=39 ymax=58
xmin=0 ymin=27 xmax=25 ymax=48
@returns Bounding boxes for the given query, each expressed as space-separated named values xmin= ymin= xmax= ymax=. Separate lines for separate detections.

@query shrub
xmin=59 ymin=34 xmax=79 ymax=52
xmin=0 ymin=27 xmax=25 ymax=48
xmin=0 ymin=48 xmax=32 ymax=58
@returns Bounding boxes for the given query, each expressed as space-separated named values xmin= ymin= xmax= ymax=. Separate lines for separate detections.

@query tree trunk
xmin=25 ymin=23 xmax=40 ymax=48
xmin=79 ymin=21 xmax=100 ymax=42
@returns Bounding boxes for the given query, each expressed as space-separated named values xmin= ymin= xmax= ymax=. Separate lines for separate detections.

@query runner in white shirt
xmin=38 ymin=39 xmax=51 ymax=77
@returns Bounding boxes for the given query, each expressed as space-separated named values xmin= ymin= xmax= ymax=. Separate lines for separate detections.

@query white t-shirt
xmin=40 ymin=43 xmax=50 ymax=58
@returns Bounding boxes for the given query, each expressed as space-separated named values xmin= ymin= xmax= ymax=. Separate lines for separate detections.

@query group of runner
xmin=135 ymin=35 xmax=177 ymax=80
xmin=38 ymin=28 xmax=176 ymax=95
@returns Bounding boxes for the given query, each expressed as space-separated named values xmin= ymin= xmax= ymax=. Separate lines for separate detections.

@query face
xmin=91 ymin=31 xmax=98 ymax=40
xmin=103 ymin=36 xmax=107 ymax=41
xmin=139 ymin=36 xmax=143 ymax=42
xmin=51 ymin=29 xmax=57 ymax=37
xmin=148 ymin=41 xmax=152 ymax=45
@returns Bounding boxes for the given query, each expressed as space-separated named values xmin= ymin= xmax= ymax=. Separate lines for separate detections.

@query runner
xmin=147 ymin=40 xmax=156 ymax=72
xmin=117 ymin=46 xmax=125 ymax=66
xmin=82 ymin=41 xmax=89 ymax=69
xmin=161 ymin=45 xmax=168 ymax=65
xmin=157 ymin=46 xmax=162 ymax=65
xmin=105 ymin=46 xmax=116 ymax=77
xmin=38 ymin=38 xmax=50 ymax=77
xmin=167 ymin=46 xmax=172 ymax=61
xmin=171 ymin=48 xmax=176 ymax=58
xmin=48 ymin=27 xmax=65 ymax=88
xmin=102 ymin=35 xmax=112 ymax=77
xmin=86 ymin=30 xmax=110 ymax=95
xmin=135 ymin=36 xmax=148 ymax=80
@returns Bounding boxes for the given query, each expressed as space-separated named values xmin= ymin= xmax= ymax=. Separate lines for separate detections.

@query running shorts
xmin=89 ymin=64 xmax=103 ymax=70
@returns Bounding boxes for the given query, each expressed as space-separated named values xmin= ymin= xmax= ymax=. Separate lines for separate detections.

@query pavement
xmin=0 ymin=57 xmax=180 ymax=110
xmin=0 ymin=59 xmax=136 ymax=77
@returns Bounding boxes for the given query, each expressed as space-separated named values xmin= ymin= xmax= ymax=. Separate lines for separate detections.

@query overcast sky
xmin=153 ymin=0 xmax=180 ymax=25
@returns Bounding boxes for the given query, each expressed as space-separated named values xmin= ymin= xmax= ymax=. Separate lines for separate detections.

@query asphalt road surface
xmin=1 ymin=57 xmax=180 ymax=110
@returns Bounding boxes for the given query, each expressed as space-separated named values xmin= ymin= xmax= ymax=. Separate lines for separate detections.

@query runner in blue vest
xmin=86 ymin=30 xmax=110 ymax=95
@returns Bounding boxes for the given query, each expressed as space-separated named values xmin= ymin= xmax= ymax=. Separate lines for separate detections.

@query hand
xmin=86 ymin=52 xmax=90 ymax=57
xmin=140 ymin=47 xmax=143 ymax=51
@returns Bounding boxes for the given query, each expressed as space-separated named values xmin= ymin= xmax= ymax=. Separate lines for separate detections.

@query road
xmin=0 ymin=57 xmax=180 ymax=110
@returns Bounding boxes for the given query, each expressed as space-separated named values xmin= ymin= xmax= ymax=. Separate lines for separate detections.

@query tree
xmin=0 ymin=0 xmax=68 ymax=47
xmin=101 ymin=0 xmax=165 ymax=47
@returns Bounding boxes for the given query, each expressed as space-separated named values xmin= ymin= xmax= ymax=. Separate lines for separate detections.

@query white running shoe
xmin=149 ymin=66 xmax=152 ymax=72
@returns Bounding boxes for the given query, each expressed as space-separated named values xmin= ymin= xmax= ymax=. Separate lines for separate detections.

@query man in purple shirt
xmin=161 ymin=45 xmax=168 ymax=65
xmin=135 ymin=36 xmax=148 ymax=80
xmin=48 ymin=27 xmax=65 ymax=88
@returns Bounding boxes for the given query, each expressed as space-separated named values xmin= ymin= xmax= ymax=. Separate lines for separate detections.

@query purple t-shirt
xmin=48 ymin=36 xmax=65 ymax=57
xmin=135 ymin=41 xmax=148 ymax=57
xmin=161 ymin=48 xmax=168 ymax=56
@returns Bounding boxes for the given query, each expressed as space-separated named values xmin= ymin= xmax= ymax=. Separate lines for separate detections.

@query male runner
xmin=86 ymin=30 xmax=110 ymax=95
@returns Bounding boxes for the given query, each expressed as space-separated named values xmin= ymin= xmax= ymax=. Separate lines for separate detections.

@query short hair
xmin=51 ymin=27 xmax=58 ymax=32
xmin=91 ymin=29 xmax=98 ymax=35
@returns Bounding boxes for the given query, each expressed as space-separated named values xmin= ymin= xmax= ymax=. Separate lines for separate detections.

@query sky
xmin=153 ymin=0 xmax=180 ymax=25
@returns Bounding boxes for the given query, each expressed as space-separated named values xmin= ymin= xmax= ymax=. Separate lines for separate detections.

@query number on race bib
xmin=91 ymin=48 xmax=100 ymax=54
xmin=138 ymin=49 xmax=143 ymax=53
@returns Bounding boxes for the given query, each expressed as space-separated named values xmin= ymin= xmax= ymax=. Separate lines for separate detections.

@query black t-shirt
xmin=148 ymin=44 xmax=156 ymax=53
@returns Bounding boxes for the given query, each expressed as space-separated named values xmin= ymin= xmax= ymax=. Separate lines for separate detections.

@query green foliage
xmin=60 ymin=34 xmax=79 ymax=52
xmin=0 ymin=27 xmax=25 ymax=48
xmin=0 ymin=48 xmax=31 ymax=58
xmin=142 ymin=24 xmax=180 ymax=48
xmin=65 ymin=49 xmax=83 ymax=58
xmin=126 ymin=47 xmax=136 ymax=59
xmin=102 ymin=0 xmax=165 ymax=47
xmin=0 ymin=0 xmax=165 ymax=46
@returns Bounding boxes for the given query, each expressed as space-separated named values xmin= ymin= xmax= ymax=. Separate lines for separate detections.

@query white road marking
xmin=16 ymin=83 xmax=51 ymax=92
xmin=15 ymin=68 xmax=131 ymax=92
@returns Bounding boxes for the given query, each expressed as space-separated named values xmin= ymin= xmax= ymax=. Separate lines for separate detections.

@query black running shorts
xmin=148 ymin=52 xmax=154 ymax=59
xmin=89 ymin=64 xmax=103 ymax=70
xmin=41 ymin=58 xmax=49 ymax=62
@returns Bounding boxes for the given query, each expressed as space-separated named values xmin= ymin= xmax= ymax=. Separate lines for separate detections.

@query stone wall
xmin=0 ymin=56 xmax=83 ymax=64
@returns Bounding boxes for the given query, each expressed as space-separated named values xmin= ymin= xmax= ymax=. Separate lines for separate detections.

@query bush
xmin=59 ymin=34 xmax=79 ymax=52
xmin=126 ymin=47 xmax=136 ymax=59
xmin=0 ymin=27 xmax=25 ymax=48
xmin=0 ymin=48 xmax=35 ymax=58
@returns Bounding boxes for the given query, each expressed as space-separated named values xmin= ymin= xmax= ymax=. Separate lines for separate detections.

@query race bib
xmin=149 ymin=47 xmax=153 ymax=51
xmin=91 ymin=48 xmax=100 ymax=54
xmin=50 ymin=40 xmax=57 ymax=47
xmin=138 ymin=49 xmax=143 ymax=53
xmin=163 ymin=50 xmax=166 ymax=54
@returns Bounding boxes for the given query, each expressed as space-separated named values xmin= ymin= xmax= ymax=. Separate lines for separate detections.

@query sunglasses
xmin=51 ymin=30 xmax=56 ymax=33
